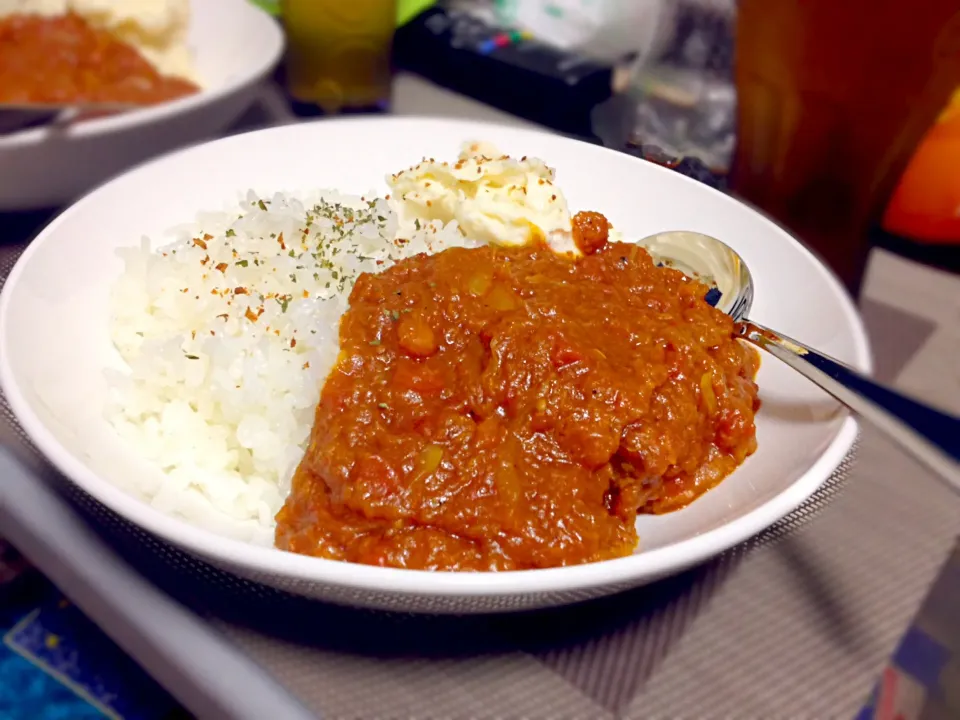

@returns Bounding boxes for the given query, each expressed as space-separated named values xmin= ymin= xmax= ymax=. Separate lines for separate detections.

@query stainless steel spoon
xmin=641 ymin=230 xmax=960 ymax=491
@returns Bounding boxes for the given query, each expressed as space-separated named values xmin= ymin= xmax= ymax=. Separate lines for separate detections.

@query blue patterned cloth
xmin=0 ymin=540 xmax=183 ymax=720
xmin=857 ymin=541 xmax=960 ymax=720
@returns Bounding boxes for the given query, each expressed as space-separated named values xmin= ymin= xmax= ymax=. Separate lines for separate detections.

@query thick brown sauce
xmin=0 ymin=13 xmax=198 ymax=106
xmin=276 ymin=215 xmax=761 ymax=571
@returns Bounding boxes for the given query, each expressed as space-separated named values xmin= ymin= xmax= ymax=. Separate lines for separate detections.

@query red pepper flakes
xmin=201 ymin=255 xmax=210 ymax=266
xmin=302 ymin=362 xmax=310 ymax=370
xmin=302 ymin=290 xmax=309 ymax=298
xmin=244 ymin=307 xmax=259 ymax=322
xmin=180 ymin=288 xmax=189 ymax=293
xmin=277 ymin=232 xmax=286 ymax=250
xmin=215 ymin=262 xmax=228 ymax=274
xmin=192 ymin=238 xmax=207 ymax=250
xmin=234 ymin=287 xmax=248 ymax=295
xmin=203 ymin=233 xmax=213 ymax=241
xmin=290 ymin=338 xmax=297 ymax=348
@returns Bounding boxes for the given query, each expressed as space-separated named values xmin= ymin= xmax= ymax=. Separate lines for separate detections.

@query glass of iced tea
xmin=732 ymin=0 xmax=960 ymax=292
xmin=281 ymin=0 xmax=396 ymax=114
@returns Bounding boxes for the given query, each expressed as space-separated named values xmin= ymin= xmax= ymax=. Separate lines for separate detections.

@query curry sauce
xmin=276 ymin=218 xmax=760 ymax=571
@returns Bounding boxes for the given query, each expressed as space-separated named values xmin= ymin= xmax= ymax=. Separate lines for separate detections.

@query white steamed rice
xmin=106 ymin=189 xmax=478 ymax=538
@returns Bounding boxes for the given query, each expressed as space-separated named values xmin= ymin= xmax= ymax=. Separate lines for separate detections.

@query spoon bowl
xmin=640 ymin=229 xmax=754 ymax=320
xmin=641 ymin=230 xmax=960 ymax=492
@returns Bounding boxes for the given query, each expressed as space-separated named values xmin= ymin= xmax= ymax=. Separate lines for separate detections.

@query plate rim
xmin=0 ymin=116 xmax=871 ymax=598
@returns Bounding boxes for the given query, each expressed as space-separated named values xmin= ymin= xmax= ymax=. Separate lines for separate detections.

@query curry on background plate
xmin=0 ymin=1 xmax=199 ymax=108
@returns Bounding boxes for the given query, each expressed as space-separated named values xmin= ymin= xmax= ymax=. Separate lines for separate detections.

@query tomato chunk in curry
xmin=275 ymin=213 xmax=761 ymax=571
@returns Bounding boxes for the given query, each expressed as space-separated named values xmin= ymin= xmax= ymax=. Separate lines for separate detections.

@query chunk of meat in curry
xmin=275 ymin=213 xmax=760 ymax=571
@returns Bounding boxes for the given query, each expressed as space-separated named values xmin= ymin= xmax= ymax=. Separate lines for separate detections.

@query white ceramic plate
xmin=0 ymin=118 xmax=870 ymax=613
xmin=0 ymin=0 xmax=283 ymax=211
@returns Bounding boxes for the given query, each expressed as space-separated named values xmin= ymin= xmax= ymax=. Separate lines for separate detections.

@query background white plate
xmin=0 ymin=0 xmax=283 ymax=211
xmin=0 ymin=118 xmax=870 ymax=613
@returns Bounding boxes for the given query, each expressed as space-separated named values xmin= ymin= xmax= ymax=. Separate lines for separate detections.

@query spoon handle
xmin=739 ymin=320 xmax=960 ymax=491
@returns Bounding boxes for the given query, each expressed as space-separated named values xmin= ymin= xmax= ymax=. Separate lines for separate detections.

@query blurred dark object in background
xmin=591 ymin=0 xmax=736 ymax=187
xmin=732 ymin=0 xmax=960 ymax=294
xmin=393 ymin=5 xmax=618 ymax=139
xmin=871 ymin=228 xmax=960 ymax=276
xmin=626 ymin=143 xmax=727 ymax=191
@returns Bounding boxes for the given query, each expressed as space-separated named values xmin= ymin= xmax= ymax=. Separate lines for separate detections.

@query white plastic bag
xmin=494 ymin=0 xmax=675 ymax=64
